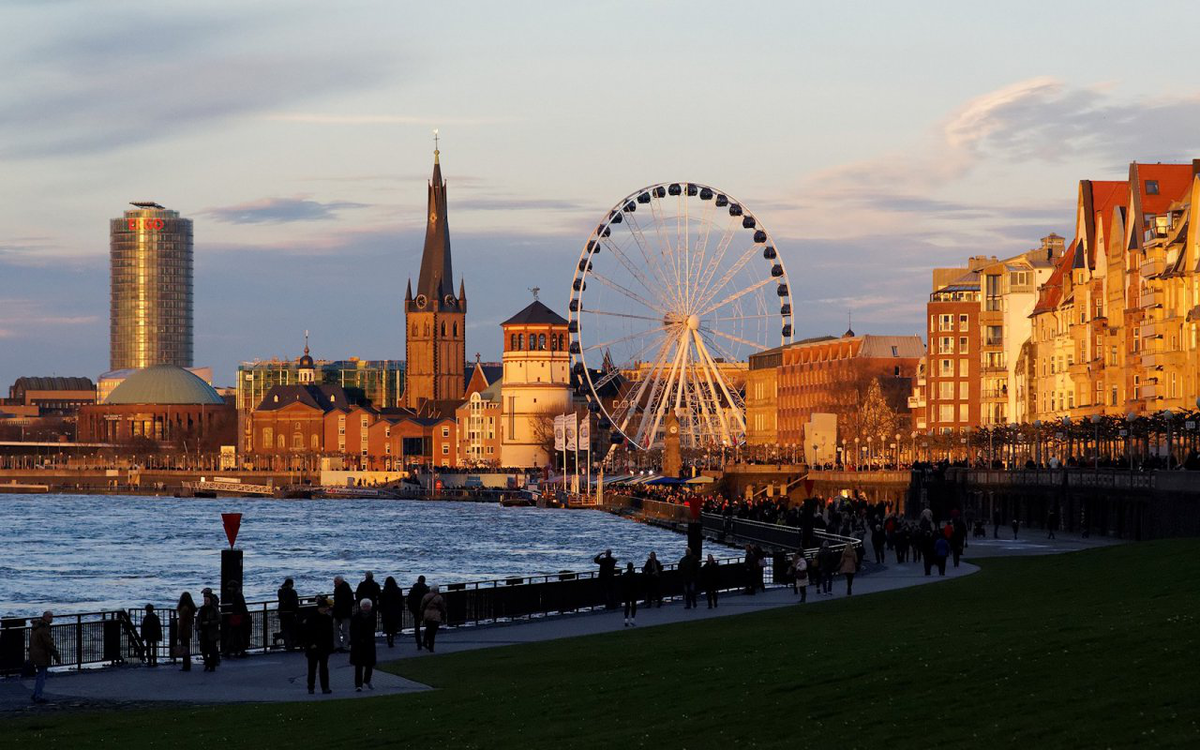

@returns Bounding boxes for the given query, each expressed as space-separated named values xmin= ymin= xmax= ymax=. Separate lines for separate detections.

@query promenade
xmin=0 ymin=532 xmax=1115 ymax=713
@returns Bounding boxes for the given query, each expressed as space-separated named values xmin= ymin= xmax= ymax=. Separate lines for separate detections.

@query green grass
xmin=4 ymin=541 xmax=1199 ymax=749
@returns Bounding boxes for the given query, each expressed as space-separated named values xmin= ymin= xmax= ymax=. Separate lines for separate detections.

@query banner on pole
xmin=554 ymin=415 xmax=565 ymax=451
xmin=579 ymin=420 xmax=590 ymax=446
xmin=565 ymin=413 xmax=578 ymax=451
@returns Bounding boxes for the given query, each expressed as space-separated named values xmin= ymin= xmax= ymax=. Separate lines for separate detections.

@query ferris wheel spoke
xmin=699 ymin=275 xmax=775 ymax=318
xmin=690 ymin=330 xmax=733 ymax=446
xmin=599 ymin=236 xmax=662 ymax=300
xmin=695 ymin=241 xmax=764 ymax=313
xmin=623 ymin=208 xmax=684 ymax=311
xmin=583 ymin=325 xmax=669 ymax=354
xmin=692 ymin=331 xmax=747 ymax=434
xmin=638 ymin=330 xmax=688 ymax=448
xmin=687 ymin=198 xmax=721 ymax=310
xmin=692 ymin=216 xmax=741 ymax=311
xmin=620 ymin=334 xmax=677 ymax=444
xmin=581 ymin=308 xmax=665 ymax=323
xmin=706 ymin=313 xmax=783 ymax=322
xmin=700 ymin=326 xmax=765 ymax=351
xmin=588 ymin=270 xmax=669 ymax=315
xmin=648 ymin=195 xmax=684 ymax=307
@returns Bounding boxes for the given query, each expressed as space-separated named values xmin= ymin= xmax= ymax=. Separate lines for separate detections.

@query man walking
xmin=303 ymin=597 xmax=334 ymax=695
xmin=1047 ymin=507 xmax=1059 ymax=540
xmin=332 ymin=575 xmax=354 ymax=653
xmin=594 ymin=550 xmax=618 ymax=609
xmin=28 ymin=611 xmax=61 ymax=703
xmin=407 ymin=575 xmax=430 ymax=650
xmin=678 ymin=547 xmax=699 ymax=610
xmin=276 ymin=578 xmax=300 ymax=651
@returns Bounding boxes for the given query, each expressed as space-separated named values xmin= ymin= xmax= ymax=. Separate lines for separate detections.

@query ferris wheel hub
xmin=686 ymin=314 xmax=700 ymax=331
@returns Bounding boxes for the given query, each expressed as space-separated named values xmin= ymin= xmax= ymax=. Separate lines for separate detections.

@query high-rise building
xmin=404 ymin=147 xmax=466 ymax=408
xmin=110 ymin=202 xmax=194 ymax=371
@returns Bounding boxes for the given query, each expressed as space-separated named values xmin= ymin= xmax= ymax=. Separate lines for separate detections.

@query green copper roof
xmin=105 ymin=365 xmax=224 ymax=405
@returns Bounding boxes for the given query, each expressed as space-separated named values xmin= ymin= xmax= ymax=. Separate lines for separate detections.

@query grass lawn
xmin=4 ymin=540 xmax=1198 ymax=749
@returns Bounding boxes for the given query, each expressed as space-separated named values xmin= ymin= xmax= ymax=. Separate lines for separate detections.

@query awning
xmin=685 ymin=475 xmax=715 ymax=484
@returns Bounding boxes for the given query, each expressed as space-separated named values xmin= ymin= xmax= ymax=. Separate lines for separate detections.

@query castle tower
xmin=498 ymin=297 xmax=571 ymax=468
xmin=404 ymin=143 xmax=466 ymax=408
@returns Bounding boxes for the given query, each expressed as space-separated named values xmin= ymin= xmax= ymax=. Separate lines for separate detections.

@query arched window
xmin=293 ymin=432 xmax=303 ymax=449
xmin=453 ymin=322 xmax=458 ymax=337
xmin=517 ymin=334 xmax=524 ymax=350
xmin=277 ymin=434 xmax=285 ymax=449
xmin=538 ymin=334 xmax=546 ymax=350
xmin=263 ymin=427 xmax=273 ymax=449
xmin=310 ymin=434 xmax=319 ymax=450
xmin=511 ymin=333 xmax=518 ymax=350
xmin=441 ymin=322 xmax=446 ymax=336
xmin=550 ymin=335 xmax=557 ymax=351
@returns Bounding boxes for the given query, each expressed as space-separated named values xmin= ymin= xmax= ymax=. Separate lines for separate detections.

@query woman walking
xmin=419 ymin=586 xmax=447 ymax=652
xmin=349 ymin=599 xmax=377 ymax=691
xmin=176 ymin=592 xmax=196 ymax=672
xmin=378 ymin=577 xmax=404 ymax=648
xmin=790 ymin=552 xmax=808 ymax=603
xmin=701 ymin=554 xmax=719 ymax=609
xmin=620 ymin=562 xmax=640 ymax=627
xmin=197 ymin=592 xmax=221 ymax=672
xmin=839 ymin=542 xmax=858 ymax=596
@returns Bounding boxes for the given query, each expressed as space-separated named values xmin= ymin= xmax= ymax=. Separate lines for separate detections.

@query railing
xmin=700 ymin=513 xmax=862 ymax=556
xmin=0 ymin=610 xmax=145 ymax=675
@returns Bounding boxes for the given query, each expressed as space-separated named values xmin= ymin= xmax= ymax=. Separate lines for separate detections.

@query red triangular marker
xmin=221 ymin=513 xmax=242 ymax=548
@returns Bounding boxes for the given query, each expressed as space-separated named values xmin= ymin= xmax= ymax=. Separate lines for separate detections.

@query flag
xmin=579 ymin=419 xmax=591 ymax=446
xmin=554 ymin=415 xmax=565 ymax=451
xmin=565 ymin=413 xmax=578 ymax=451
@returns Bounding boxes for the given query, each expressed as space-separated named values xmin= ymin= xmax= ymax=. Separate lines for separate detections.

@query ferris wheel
xmin=568 ymin=182 xmax=794 ymax=451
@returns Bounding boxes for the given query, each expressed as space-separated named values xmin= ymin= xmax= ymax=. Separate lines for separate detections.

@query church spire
xmin=414 ymin=133 xmax=455 ymax=309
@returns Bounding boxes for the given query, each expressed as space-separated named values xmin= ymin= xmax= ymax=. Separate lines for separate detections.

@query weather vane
xmin=529 ymin=286 xmax=540 ymax=300
xmin=433 ymin=128 xmax=439 ymax=152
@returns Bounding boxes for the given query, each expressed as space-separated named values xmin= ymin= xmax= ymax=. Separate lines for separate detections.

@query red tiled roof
xmin=1032 ymin=240 xmax=1075 ymax=315
xmin=1137 ymin=163 xmax=1194 ymax=215
xmin=1088 ymin=180 xmax=1128 ymax=267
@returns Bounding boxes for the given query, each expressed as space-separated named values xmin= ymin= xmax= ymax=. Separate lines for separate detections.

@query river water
xmin=1 ymin=494 xmax=693 ymax=617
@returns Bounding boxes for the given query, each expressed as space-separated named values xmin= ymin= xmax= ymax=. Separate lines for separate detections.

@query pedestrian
xmin=818 ymin=542 xmax=836 ymax=595
xmin=379 ymin=576 xmax=404 ymax=648
xmin=951 ymin=517 xmax=967 ymax=568
xmin=407 ymin=575 xmax=430 ymax=650
xmin=1012 ymin=517 xmax=1020 ymax=540
xmin=420 ymin=586 xmax=447 ymax=652
xmin=993 ymin=509 xmax=1002 ymax=538
xmin=332 ymin=575 xmax=354 ymax=652
xmin=620 ymin=562 xmax=639 ymax=627
xmin=303 ymin=596 xmax=334 ymax=695
xmin=790 ymin=552 xmax=808 ymax=603
xmin=756 ymin=546 xmax=769 ymax=592
xmin=594 ymin=549 xmax=618 ymax=609
xmin=743 ymin=545 xmax=758 ymax=595
xmin=141 ymin=604 xmax=162 ymax=666
xmin=677 ymin=547 xmax=699 ymax=609
xmin=1047 ymin=507 xmax=1059 ymax=540
xmin=176 ymin=591 xmax=196 ymax=672
xmin=933 ymin=536 xmax=950 ymax=576
xmin=356 ymin=572 xmax=382 ymax=615
xmin=350 ymin=599 xmax=377 ymax=692
xmin=28 ymin=611 xmax=61 ymax=704
xmin=839 ymin=542 xmax=858 ymax=595
xmin=276 ymin=578 xmax=299 ymax=651
xmin=197 ymin=592 xmax=221 ymax=672
xmin=871 ymin=524 xmax=885 ymax=565
xmin=641 ymin=552 xmax=663 ymax=608
xmin=701 ymin=554 xmax=720 ymax=609
xmin=808 ymin=549 xmax=822 ymax=592
xmin=224 ymin=580 xmax=249 ymax=658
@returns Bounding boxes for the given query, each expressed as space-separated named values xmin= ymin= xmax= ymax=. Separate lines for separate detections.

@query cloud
xmin=0 ymin=9 xmax=393 ymax=158
xmin=202 ymin=197 xmax=370 ymax=225
xmin=263 ymin=113 xmax=518 ymax=126
xmin=452 ymin=196 xmax=589 ymax=212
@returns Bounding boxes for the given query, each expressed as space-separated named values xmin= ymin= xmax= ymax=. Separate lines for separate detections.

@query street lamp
xmin=1090 ymin=414 xmax=1102 ymax=469
xmin=1126 ymin=412 xmax=1137 ymax=469
xmin=1163 ymin=409 xmax=1174 ymax=468
xmin=854 ymin=437 xmax=860 ymax=470
xmin=1033 ymin=420 xmax=1042 ymax=465
xmin=1061 ymin=416 xmax=1071 ymax=465
xmin=867 ymin=436 xmax=874 ymax=470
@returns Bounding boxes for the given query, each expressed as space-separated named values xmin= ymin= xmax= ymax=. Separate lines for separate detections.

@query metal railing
xmin=0 ymin=610 xmax=144 ymax=675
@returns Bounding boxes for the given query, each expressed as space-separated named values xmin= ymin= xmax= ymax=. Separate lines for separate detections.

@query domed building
xmin=78 ymin=365 xmax=235 ymax=446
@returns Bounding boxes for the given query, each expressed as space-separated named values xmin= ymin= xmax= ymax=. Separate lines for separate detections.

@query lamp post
xmin=1164 ymin=409 xmax=1174 ymax=468
xmin=1061 ymin=416 xmax=1071 ymax=465
xmin=894 ymin=432 xmax=901 ymax=468
xmin=867 ymin=436 xmax=874 ymax=470
xmin=1033 ymin=420 xmax=1042 ymax=466
xmin=1090 ymin=414 xmax=1101 ymax=469
xmin=854 ymin=437 xmax=860 ymax=470
xmin=1126 ymin=412 xmax=1137 ymax=470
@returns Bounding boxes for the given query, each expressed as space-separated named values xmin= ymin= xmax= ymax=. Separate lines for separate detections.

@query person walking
xmin=224 ymin=581 xmax=249 ymax=658
xmin=790 ymin=552 xmax=808 ymax=603
xmin=407 ymin=575 xmax=430 ymax=650
xmin=701 ymin=553 xmax=719 ymax=609
xmin=818 ymin=542 xmax=837 ymax=595
xmin=620 ymin=562 xmax=640 ymax=627
xmin=1011 ymin=517 xmax=1020 ymax=540
xmin=141 ymin=604 xmax=162 ymax=666
xmin=1047 ymin=507 xmax=1059 ymax=540
xmin=641 ymin=552 xmax=663 ymax=608
xmin=197 ymin=592 xmax=221 ymax=672
xmin=302 ymin=597 xmax=334 ymax=695
xmin=839 ymin=542 xmax=858 ymax=596
xmin=276 ymin=578 xmax=300 ymax=651
xmin=933 ymin=536 xmax=950 ymax=576
xmin=350 ymin=599 xmax=377 ymax=692
xmin=951 ymin=516 xmax=967 ymax=568
xmin=332 ymin=575 xmax=354 ymax=653
xmin=993 ymin=509 xmax=1002 ymax=539
xmin=28 ymin=611 xmax=61 ymax=703
xmin=176 ymin=591 xmax=196 ymax=672
xmin=678 ymin=547 xmax=699 ymax=610
xmin=743 ymin=545 xmax=758 ymax=595
xmin=871 ymin=524 xmax=886 ymax=565
xmin=420 ymin=586 xmax=447 ymax=652
xmin=378 ymin=577 xmax=404 ymax=648
xmin=594 ymin=550 xmax=618 ymax=609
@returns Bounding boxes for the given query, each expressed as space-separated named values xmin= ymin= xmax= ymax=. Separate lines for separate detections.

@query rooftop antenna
xmin=529 ymin=286 xmax=540 ymax=300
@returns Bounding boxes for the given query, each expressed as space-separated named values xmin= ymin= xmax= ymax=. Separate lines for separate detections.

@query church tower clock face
xmin=669 ymin=424 xmax=679 ymax=435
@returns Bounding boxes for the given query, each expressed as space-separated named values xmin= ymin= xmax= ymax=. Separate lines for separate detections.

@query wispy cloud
xmin=263 ymin=113 xmax=518 ymax=126
xmin=202 ymin=197 xmax=370 ymax=224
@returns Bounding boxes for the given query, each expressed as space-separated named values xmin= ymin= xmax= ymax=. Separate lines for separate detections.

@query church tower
xmin=404 ymin=141 xmax=466 ymax=409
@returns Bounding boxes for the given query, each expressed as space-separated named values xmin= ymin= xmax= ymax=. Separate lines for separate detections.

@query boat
xmin=500 ymin=491 xmax=536 ymax=507
xmin=0 ymin=481 xmax=50 ymax=494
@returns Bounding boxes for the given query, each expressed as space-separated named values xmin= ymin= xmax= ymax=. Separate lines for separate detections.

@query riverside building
xmin=109 ymin=202 xmax=194 ymax=371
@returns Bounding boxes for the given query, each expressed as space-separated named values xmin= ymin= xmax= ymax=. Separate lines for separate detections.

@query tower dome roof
xmin=105 ymin=365 xmax=224 ymax=405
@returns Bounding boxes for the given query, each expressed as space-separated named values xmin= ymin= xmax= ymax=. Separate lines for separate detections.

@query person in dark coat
xmin=871 ymin=524 xmax=886 ymax=565
xmin=594 ymin=550 xmax=618 ymax=609
xmin=701 ymin=554 xmax=720 ymax=609
xmin=176 ymin=591 xmax=196 ymax=672
xmin=378 ymin=577 xmax=404 ymax=648
xmin=743 ymin=545 xmax=758 ymax=595
xmin=224 ymin=581 xmax=249 ymax=658
xmin=355 ymin=572 xmax=382 ymax=617
xmin=303 ymin=597 xmax=334 ymax=694
xmin=619 ymin=562 xmax=639 ymax=627
xmin=332 ymin=576 xmax=354 ymax=652
xmin=141 ymin=604 xmax=162 ymax=666
xmin=197 ymin=593 xmax=221 ymax=672
xmin=993 ymin=509 xmax=1002 ymax=539
xmin=419 ymin=586 xmax=447 ymax=652
xmin=951 ymin=516 xmax=968 ymax=567
xmin=678 ymin=547 xmax=699 ymax=609
xmin=1011 ymin=517 xmax=1020 ymax=540
xmin=28 ymin=611 xmax=60 ymax=703
xmin=1047 ymin=507 xmax=1059 ymax=540
xmin=818 ymin=542 xmax=837 ymax=595
xmin=275 ymin=578 xmax=300 ymax=651
xmin=349 ymin=599 xmax=377 ymax=691
xmin=933 ymin=536 xmax=950 ymax=576
xmin=407 ymin=575 xmax=430 ymax=650
xmin=641 ymin=552 xmax=663 ymax=608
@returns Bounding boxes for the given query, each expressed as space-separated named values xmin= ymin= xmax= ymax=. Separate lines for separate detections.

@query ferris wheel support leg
xmin=642 ymin=330 xmax=688 ymax=451
xmin=691 ymin=329 xmax=733 ymax=446
xmin=693 ymin=330 xmax=748 ymax=437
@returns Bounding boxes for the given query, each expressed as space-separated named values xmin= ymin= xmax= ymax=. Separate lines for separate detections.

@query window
xmin=1111 ymin=387 xmax=1118 ymax=406
xmin=959 ymin=381 xmax=969 ymax=400
xmin=939 ymin=404 xmax=954 ymax=423
xmin=985 ymin=326 xmax=1002 ymax=346
xmin=1068 ymin=390 xmax=1075 ymax=409
xmin=511 ymin=333 xmax=520 ymax=350
xmin=959 ymin=314 xmax=969 ymax=331
xmin=891 ymin=346 xmax=899 ymax=356
xmin=939 ymin=382 xmax=954 ymax=400
xmin=262 ymin=427 xmax=273 ymax=448
xmin=442 ymin=426 xmax=450 ymax=438
xmin=1145 ymin=179 xmax=1159 ymax=195
xmin=385 ymin=426 xmax=391 ymax=438
xmin=940 ymin=359 xmax=952 ymax=375
xmin=517 ymin=334 xmax=524 ymax=350
xmin=959 ymin=336 xmax=969 ymax=354
xmin=442 ymin=444 xmax=450 ymax=456
xmin=361 ymin=416 xmax=369 ymax=430
xmin=958 ymin=404 xmax=969 ymax=422
xmin=939 ymin=336 xmax=953 ymax=354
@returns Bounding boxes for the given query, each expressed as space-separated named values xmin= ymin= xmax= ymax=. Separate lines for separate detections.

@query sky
xmin=3 ymin=0 xmax=1200 ymax=388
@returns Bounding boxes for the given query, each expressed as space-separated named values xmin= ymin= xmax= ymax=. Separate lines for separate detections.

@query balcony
xmin=907 ymin=395 xmax=924 ymax=409
xmin=1139 ymin=383 xmax=1163 ymax=401
xmin=1140 ymin=257 xmax=1164 ymax=278
xmin=980 ymin=388 xmax=1008 ymax=400
xmin=1138 ymin=321 xmax=1163 ymax=341
xmin=1141 ymin=289 xmax=1164 ymax=309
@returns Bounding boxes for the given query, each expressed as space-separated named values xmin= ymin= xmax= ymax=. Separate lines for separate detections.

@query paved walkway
xmin=2 ymin=533 xmax=1118 ymax=712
